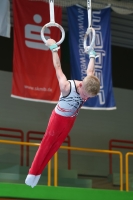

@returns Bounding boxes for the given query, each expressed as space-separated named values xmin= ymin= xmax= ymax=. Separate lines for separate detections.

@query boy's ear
xmin=79 ymin=83 xmax=82 ymax=87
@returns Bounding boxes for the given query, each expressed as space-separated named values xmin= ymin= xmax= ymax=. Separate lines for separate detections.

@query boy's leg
xmin=30 ymin=116 xmax=75 ymax=188
xmin=25 ymin=110 xmax=76 ymax=187
xmin=37 ymin=115 xmax=76 ymax=175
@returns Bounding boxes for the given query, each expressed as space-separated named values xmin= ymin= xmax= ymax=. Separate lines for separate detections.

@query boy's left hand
xmin=46 ymin=39 xmax=56 ymax=47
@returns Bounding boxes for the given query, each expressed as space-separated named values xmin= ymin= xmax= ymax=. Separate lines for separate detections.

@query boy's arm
xmin=46 ymin=39 xmax=70 ymax=95
xmin=86 ymin=50 xmax=97 ymax=76
xmin=52 ymin=51 xmax=69 ymax=92
xmin=86 ymin=58 xmax=95 ymax=76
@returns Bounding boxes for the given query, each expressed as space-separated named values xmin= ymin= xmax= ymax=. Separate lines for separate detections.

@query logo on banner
xmin=25 ymin=14 xmax=50 ymax=50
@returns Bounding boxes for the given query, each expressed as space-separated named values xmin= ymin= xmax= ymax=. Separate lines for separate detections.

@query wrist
xmin=89 ymin=49 xmax=96 ymax=59
xmin=49 ymin=44 xmax=60 ymax=52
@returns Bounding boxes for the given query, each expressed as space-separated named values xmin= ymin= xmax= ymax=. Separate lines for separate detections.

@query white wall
xmin=0 ymin=71 xmax=133 ymax=176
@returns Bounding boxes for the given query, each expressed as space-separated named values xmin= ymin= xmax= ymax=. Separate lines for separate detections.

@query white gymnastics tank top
xmin=55 ymin=80 xmax=85 ymax=117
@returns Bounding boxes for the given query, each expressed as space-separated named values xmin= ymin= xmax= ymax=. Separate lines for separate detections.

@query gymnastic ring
xmin=84 ymin=27 xmax=95 ymax=53
xmin=41 ymin=22 xmax=65 ymax=46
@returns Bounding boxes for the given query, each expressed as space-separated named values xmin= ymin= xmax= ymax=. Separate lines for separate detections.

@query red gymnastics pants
xmin=25 ymin=109 xmax=76 ymax=187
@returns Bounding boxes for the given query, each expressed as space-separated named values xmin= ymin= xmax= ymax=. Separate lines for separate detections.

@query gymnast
xmin=25 ymin=38 xmax=100 ymax=188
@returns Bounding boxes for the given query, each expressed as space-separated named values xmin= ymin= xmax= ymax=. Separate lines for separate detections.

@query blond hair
xmin=82 ymin=75 xmax=100 ymax=96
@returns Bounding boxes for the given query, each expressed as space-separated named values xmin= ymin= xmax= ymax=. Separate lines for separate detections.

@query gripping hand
xmin=89 ymin=49 xmax=99 ymax=59
xmin=46 ymin=39 xmax=60 ymax=52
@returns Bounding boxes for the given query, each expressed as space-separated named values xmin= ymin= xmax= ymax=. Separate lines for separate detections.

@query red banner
xmin=11 ymin=0 xmax=62 ymax=102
